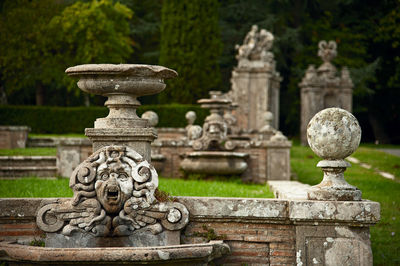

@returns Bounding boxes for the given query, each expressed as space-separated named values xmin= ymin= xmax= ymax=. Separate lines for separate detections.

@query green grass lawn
xmin=291 ymin=144 xmax=400 ymax=266
xmin=0 ymin=143 xmax=398 ymax=264
xmin=0 ymin=147 xmax=56 ymax=156
xmin=354 ymin=146 xmax=400 ymax=179
xmin=0 ymin=176 xmax=273 ymax=198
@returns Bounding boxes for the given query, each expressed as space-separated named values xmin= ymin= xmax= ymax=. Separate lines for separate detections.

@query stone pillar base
xmin=308 ymin=187 xmax=362 ymax=201
xmin=307 ymin=159 xmax=362 ymax=201
xmin=85 ymin=128 xmax=157 ymax=161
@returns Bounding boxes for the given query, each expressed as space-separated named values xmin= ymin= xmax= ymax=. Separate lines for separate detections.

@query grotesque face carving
xmin=95 ymin=159 xmax=133 ymax=214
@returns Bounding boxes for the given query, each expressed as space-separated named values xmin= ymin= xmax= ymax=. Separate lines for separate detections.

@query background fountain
xmin=180 ymin=91 xmax=249 ymax=175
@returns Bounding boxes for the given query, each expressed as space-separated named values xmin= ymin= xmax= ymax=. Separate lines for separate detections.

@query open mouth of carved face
xmin=105 ymin=185 xmax=120 ymax=204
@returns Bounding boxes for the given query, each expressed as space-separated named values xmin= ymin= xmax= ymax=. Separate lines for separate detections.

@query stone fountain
xmin=0 ymin=64 xmax=230 ymax=264
xmin=180 ymin=91 xmax=249 ymax=175
xmin=0 ymin=105 xmax=381 ymax=265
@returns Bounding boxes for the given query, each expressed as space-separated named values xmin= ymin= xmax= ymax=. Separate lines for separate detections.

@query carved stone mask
xmin=95 ymin=161 xmax=133 ymax=214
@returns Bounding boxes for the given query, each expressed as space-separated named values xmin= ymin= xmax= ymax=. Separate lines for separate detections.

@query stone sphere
xmin=263 ymin=111 xmax=273 ymax=122
xmin=141 ymin=111 xmax=158 ymax=127
xmin=307 ymin=108 xmax=361 ymax=160
xmin=185 ymin=111 xmax=197 ymax=125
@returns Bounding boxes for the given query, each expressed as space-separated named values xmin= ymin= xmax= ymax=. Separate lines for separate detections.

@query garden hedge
xmin=0 ymin=104 xmax=208 ymax=134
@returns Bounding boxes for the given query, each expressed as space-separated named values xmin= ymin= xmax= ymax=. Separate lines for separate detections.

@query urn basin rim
xmin=66 ymin=64 xmax=178 ymax=79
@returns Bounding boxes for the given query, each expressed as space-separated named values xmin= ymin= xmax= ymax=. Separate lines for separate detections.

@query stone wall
xmin=157 ymin=128 xmax=186 ymax=140
xmin=0 ymin=197 xmax=379 ymax=265
xmin=0 ymin=156 xmax=56 ymax=178
xmin=154 ymin=139 xmax=291 ymax=183
xmin=0 ymin=126 xmax=30 ymax=149
xmin=57 ymin=137 xmax=291 ymax=183
xmin=56 ymin=138 xmax=92 ymax=178
xmin=230 ymin=69 xmax=281 ymax=131
xmin=299 ymin=41 xmax=353 ymax=145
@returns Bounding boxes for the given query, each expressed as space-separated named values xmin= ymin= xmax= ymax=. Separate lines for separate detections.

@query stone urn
xmin=66 ymin=64 xmax=177 ymax=129
xmin=66 ymin=64 xmax=177 ymax=160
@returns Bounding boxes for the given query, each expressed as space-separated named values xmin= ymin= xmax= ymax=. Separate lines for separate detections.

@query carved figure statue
xmin=235 ymin=25 xmax=275 ymax=67
xmin=193 ymin=113 xmax=227 ymax=150
xmin=236 ymin=25 xmax=258 ymax=60
xmin=318 ymin=40 xmax=337 ymax=63
xmin=37 ymin=146 xmax=188 ymax=237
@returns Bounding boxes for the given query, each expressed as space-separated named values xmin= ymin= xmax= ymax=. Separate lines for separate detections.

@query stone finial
xmin=141 ymin=111 xmax=159 ymax=127
xmin=317 ymin=40 xmax=337 ymax=79
xmin=340 ymin=67 xmax=353 ymax=87
xmin=270 ymin=131 xmax=288 ymax=142
xmin=259 ymin=111 xmax=275 ymax=133
xmin=307 ymin=108 xmax=362 ymax=201
xmin=185 ymin=111 xmax=196 ymax=126
xmin=318 ymin=40 xmax=337 ymax=63
xmin=300 ymin=65 xmax=318 ymax=86
xmin=185 ymin=111 xmax=202 ymax=141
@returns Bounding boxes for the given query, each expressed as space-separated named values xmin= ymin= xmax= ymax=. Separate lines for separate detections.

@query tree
xmin=372 ymin=2 xmax=400 ymax=143
xmin=159 ymin=0 xmax=222 ymax=103
xmin=49 ymin=0 xmax=133 ymax=105
xmin=0 ymin=0 xmax=65 ymax=105
xmin=120 ymin=0 xmax=162 ymax=65
xmin=0 ymin=0 xmax=133 ymax=106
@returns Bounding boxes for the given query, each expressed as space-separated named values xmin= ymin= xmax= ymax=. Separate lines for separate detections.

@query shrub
xmin=0 ymin=104 xmax=208 ymax=134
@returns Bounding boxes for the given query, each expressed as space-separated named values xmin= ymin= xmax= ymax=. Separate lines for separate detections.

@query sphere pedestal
xmin=307 ymin=159 xmax=362 ymax=201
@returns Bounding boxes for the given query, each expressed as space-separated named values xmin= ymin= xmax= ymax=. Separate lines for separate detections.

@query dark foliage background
xmin=0 ymin=0 xmax=399 ymax=143
xmin=0 ymin=105 xmax=208 ymax=133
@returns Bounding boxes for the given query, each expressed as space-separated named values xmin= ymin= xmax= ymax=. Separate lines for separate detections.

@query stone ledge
xmin=0 ymin=197 xmax=380 ymax=225
xmin=178 ymin=197 xmax=287 ymax=221
xmin=0 ymin=240 xmax=229 ymax=264
xmin=58 ymin=138 xmax=91 ymax=146
xmin=157 ymin=128 xmax=186 ymax=133
xmin=85 ymin=128 xmax=157 ymax=136
xmin=268 ymin=181 xmax=310 ymax=200
xmin=289 ymin=200 xmax=380 ymax=225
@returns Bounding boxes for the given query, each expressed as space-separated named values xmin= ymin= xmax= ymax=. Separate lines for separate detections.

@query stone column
xmin=66 ymin=64 xmax=177 ymax=161
xmin=300 ymin=41 xmax=354 ymax=146
xmin=229 ymin=25 xmax=282 ymax=131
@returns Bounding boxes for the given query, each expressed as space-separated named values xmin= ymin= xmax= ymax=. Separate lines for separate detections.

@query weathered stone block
xmin=296 ymin=225 xmax=372 ymax=266
xmin=0 ymin=126 xmax=30 ymax=149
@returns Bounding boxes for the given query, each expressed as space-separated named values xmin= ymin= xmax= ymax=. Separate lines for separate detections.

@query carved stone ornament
xmin=317 ymin=40 xmax=338 ymax=80
xmin=185 ymin=111 xmax=202 ymax=141
xmin=37 ymin=145 xmax=189 ymax=237
xmin=235 ymin=25 xmax=275 ymax=68
xmin=192 ymin=92 xmax=231 ymax=151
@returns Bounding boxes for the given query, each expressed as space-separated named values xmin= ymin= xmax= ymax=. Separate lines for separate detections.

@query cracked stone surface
xmin=307 ymin=107 xmax=361 ymax=160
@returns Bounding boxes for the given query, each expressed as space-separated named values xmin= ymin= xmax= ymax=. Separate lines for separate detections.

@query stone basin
xmin=180 ymin=151 xmax=248 ymax=175
xmin=65 ymin=64 xmax=177 ymax=96
xmin=0 ymin=240 xmax=230 ymax=265
xmin=65 ymin=64 xmax=177 ymax=130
